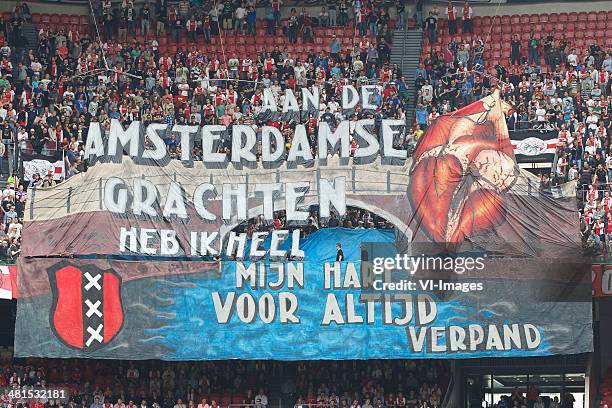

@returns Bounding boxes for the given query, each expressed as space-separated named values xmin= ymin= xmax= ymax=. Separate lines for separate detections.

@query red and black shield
xmin=49 ymin=263 xmax=124 ymax=351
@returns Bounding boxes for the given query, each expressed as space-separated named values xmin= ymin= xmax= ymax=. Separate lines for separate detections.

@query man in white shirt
xmin=235 ymin=5 xmax=247 ymax=34
xmin=255 ymin=390 xmax=268 ymax=407
xmin=567 ymin=49 xmax=578 ymax=67
xmin=421 ymin=80 xmax=433 ymax=104
xmin=603 ymin=53 xmax=612 ymax=72
xmin=586 ymin=110 xmax=599 ymax=132
xmin=568 ymin=164 xmax=578 ymax=181
xmin=535 ymin=106 xmax=546 ymax=127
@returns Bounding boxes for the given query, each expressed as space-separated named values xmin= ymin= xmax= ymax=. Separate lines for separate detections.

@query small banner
xmin=510 ymin=129 xmax=558 ymax=164
xmin=0 ymin=265 xmax=17 ymax=299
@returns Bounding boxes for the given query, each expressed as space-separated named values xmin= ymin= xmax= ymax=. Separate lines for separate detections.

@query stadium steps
xmin=21 ymin=22 xmax=39 ymax=49
xmin=390 ymin=28 xmax=423 ymax=126
xmin=267 ymin=374 xmax=284 ymax=408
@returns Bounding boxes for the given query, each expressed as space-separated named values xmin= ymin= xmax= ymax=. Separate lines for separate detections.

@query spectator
xmin=461 ymin=1 xmax=472 ymax=34
xmin=235 ymin=3 xmax=246 ymax=34
xmin=329 ymin=35 xmax=341 ymax=63
xmin=396 ymin=0 xmax=406 ymax=30
xmin=140 ymin=3 xmax=152 ymax=38
xmin=528 ymin=33 xmax=540 ymax=64
xmin=446 ymin=1 xmax=457 ymax=35
xmin=425 ymin=11 xmax=437 ymax=43
xmin=335 ymin=242 xmax=344 ymax=261
xmin=511 ymin=35 xmax=521 ymax=65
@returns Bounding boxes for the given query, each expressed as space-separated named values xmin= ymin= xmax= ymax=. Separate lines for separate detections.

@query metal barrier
xmin=228 ymin=400 xmax=281 ymax=408
xmin=294 ymin=404 xmax=334 ymax=408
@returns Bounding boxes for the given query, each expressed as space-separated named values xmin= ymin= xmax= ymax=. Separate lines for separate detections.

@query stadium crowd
xmin=0 ymin=2 xmax=608 ymax=408
xmin=412 ymin=10 xmax=611 ymax=256
xmin=0 ymin=0 xmax=610 ymax=262
xmin=0 ymin=359 xmax=450 ymax=408
xmin=232 ymin=206 xmax=394 ymax=240
xmin=0 ymin=0 xmax=413 ymax=261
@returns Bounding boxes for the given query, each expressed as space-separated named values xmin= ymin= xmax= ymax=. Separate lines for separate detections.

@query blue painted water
xmin=144 ymin=228 xmax=552 ymax=360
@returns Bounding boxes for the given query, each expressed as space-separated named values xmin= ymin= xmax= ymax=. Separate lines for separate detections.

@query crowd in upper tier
xmin=0 ymin=0 xmax=611 ymax=260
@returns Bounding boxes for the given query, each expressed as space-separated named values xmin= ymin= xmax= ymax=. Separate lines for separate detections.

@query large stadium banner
xmin=15 ymin=91 xmax=592 ymax=360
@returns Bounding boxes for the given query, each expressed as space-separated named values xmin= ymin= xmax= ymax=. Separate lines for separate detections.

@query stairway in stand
xmin=21 ymin=22 xmax=39 ymax=49
xmin=390 ymin=28 xmax=424 ymax=126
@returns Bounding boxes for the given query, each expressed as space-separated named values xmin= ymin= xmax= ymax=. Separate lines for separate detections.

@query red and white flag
xmin=0 ymin=264 xmax=17 ymax=299
xmin=23 ymin=159 xmax=65 ymax=181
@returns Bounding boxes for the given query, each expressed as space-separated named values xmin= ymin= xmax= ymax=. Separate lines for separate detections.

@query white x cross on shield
xmin=84 ymin=272 xmax=102 ymax=291
xmin=85 ymin=324 xmax=104 ymax=347
xmin=85 ymin=299 xmax=102 ymax=318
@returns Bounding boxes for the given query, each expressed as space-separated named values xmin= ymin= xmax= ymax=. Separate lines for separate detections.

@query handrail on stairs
xmin=400 ymin=30 xmax=406 ymax=72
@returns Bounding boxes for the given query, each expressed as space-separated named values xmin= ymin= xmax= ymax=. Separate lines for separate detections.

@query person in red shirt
xmin=606 ymin=212 xmax=612 ymax=238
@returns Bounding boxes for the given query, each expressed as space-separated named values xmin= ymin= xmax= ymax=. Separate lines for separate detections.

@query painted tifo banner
xmin=15 ymin=91 xmax=592 ymax=360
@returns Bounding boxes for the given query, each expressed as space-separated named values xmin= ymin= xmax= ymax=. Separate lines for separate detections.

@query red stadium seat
xmin=519 ymin=14 xmax=529 ymax=24
xmin=510 ymin=15 xmax=520 ymax=25
xmin=577 ymin=12 xmax=588 ymax=22
xmin=539 ymin=14 xmax=548 ymax=23
xmin=79 ymin=15 xmax=88 ymax=25
xmin=529 ymin=14 xmax=539 ymax=24
xmin=548 ymin=14 xmax=558 ymax=23
xmin=587 ymin=12 xmax=598 ymax=22
xmin=567 ymin=12 xmax=578 ymax=22
xmin=60 ymin=14 xmax=70 ymax=25
xmin=558 ymin=13 xmax=568 ymax=23
xmin=32 ymin=13 xmax=41 ymax=23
